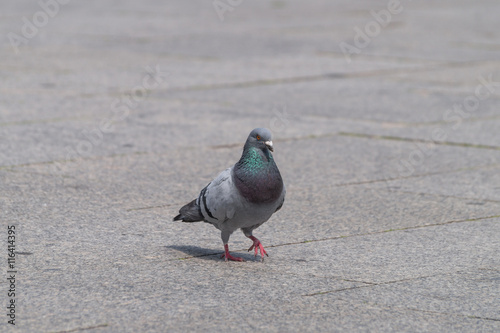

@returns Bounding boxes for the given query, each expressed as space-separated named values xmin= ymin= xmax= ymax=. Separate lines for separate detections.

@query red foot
xmin=248 ymin=236 xmax=269 ymax=260
xmin=221 ymin=244 xmax=244 ymax=262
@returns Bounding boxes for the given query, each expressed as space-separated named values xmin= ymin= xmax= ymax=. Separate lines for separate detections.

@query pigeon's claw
xmin=221 ymin=253 xmax=245 ymax=262
xmin=248 ymin=236 xmax=268 ymax=260
xmin=221 ymin=244 xmax=245 ymax=262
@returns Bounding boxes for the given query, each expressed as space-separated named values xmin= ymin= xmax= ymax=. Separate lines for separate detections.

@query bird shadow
xmin=165 ymin=245 xmax=257 ymax=262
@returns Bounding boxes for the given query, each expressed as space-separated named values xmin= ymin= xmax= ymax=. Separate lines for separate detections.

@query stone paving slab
xmin=154 ymin=77 xmax=496 ymax=123
xmin=272 ymin=219 xmax=500 ymax=283
xmin=323 ymin=269 xmax=500 ymax=320
xmin=361 ymin=163 xmax=500 ymax=202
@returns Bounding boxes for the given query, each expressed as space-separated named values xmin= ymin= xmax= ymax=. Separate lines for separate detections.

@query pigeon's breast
xmin=233 ymin=167 xmax=283 ymax=204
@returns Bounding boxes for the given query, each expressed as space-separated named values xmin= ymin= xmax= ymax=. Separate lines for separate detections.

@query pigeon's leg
xmin=220 ymin=230 xmax=244 ymax=262
xmin=242 ymin=228 xmax=268 ymax=260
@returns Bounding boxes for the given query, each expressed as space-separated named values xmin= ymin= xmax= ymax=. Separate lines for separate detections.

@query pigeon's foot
xmin=221 ymin=244 xmax=245 ymax=262
xmin=247 ymin=236 xmax=269 ymax=260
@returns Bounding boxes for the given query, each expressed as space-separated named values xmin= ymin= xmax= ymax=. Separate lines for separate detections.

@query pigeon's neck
xmin=236 ymin=145 xmax=272 ymax=173
xmin=233 ymin=146 xmax=283 ymax=204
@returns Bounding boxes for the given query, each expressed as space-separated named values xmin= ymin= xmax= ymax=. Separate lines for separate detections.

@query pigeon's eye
xmin=256 ymin=135 xmax=261 ymax=140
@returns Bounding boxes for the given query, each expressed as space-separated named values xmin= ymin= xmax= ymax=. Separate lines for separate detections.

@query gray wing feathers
xmin=198 ymin=167 xmax=238 ymax=224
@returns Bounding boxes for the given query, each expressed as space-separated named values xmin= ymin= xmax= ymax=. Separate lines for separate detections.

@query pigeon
xmin=173 ymin=128 xmax=285 ymax=261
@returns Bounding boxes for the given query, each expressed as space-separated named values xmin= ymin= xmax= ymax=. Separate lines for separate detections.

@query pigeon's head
xmin=246 ymin=128 xmax=274 ymax=152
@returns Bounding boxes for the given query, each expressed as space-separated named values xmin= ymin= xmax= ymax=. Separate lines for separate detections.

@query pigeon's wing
xmin=197 ymin=167 xmax=239 ymax=225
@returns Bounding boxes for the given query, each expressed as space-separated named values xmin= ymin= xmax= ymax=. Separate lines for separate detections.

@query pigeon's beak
xmin=265 ymin=140 xmax=274 ymax=152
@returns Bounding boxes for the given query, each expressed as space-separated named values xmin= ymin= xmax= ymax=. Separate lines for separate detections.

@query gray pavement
xmin=1 ymin=1 xmax=500 ymax=332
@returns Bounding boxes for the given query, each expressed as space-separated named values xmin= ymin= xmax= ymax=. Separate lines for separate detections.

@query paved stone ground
xmin=1 ymin=1 xmax=500 ymax=332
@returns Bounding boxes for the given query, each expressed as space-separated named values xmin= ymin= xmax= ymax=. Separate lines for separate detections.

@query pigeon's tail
xmin=173 ymin=199 xmax=204 ymax=222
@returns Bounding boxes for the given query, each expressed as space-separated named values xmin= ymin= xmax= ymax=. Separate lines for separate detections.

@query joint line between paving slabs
xmin=338 ymin=132 xmax=500 ymax=150
xmin=336 ymin=162 xmax=500 ymax=187
xmin=380 ymin=189 xmax=500 ymax=204
xmin=368 ymin=301 xmax=500 ymax=323
xmin=333 ymin=296 xmax=500 ymax=323
xmin=159 ymin=59 xmax=493 ymax=93
xmin=399 ymin=308 xmax=500 ymax=323
xmin=50 ymin=323 xmax=109 ymax=333
xmin=303 ymin=273 xmax=439 ymax=297
xmin=304 ymin=271 xmax=500 ymax=322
